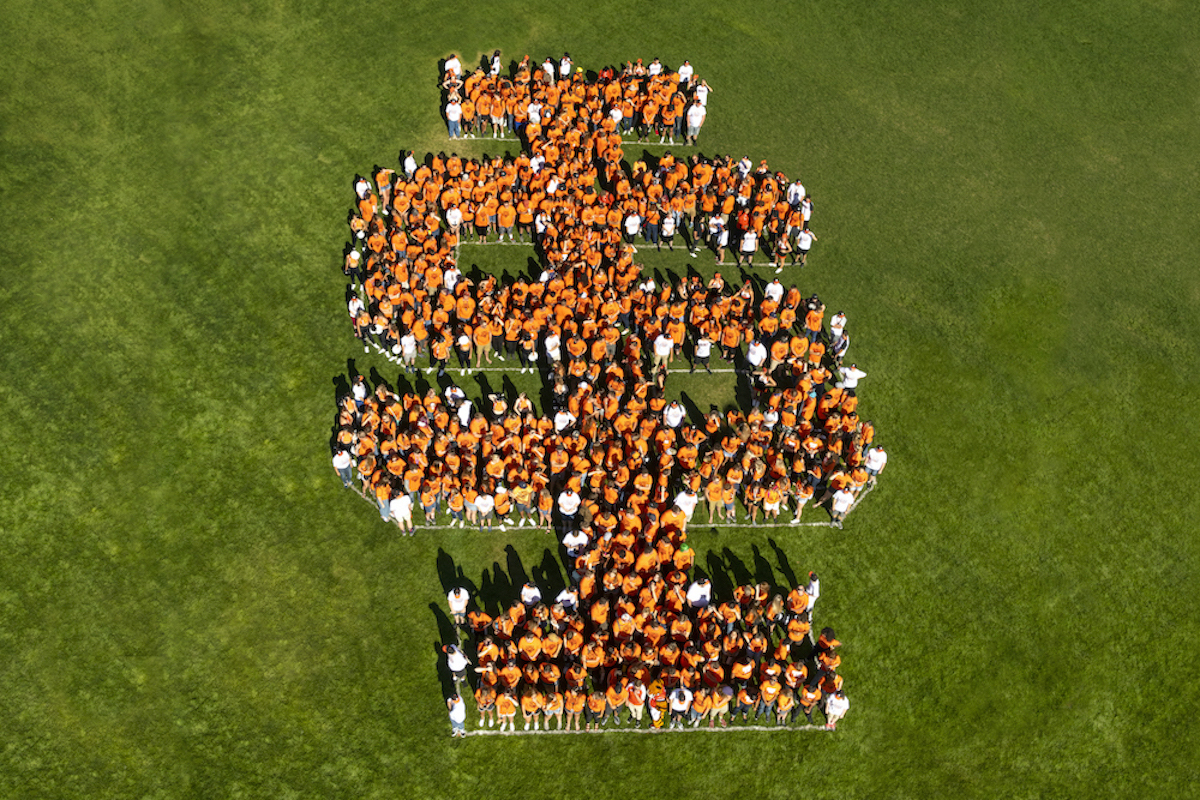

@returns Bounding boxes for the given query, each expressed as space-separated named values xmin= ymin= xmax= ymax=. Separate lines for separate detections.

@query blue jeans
xmin=451 ymin=718 xmax=465 ymax=734
xmin=448 ymin=119 xmax=461 ymax=138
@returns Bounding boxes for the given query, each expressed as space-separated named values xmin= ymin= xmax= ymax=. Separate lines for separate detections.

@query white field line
xmin=461 ymin=723 xmax=831 ymax=737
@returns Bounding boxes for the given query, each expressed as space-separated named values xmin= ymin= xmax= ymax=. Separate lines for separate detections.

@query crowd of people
xmin=335 ymin=54 xmax=885 ymax=534
xmin=331 ymin=54 xmax=875 ymax=735
xmin=442 ymin=562 xmax=849 ymax=735
xmin=441 ymin=52 xmax=713 ymax=146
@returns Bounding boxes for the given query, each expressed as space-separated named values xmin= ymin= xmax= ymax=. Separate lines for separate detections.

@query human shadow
xmin=767 ymin=537 xmax=798 ymax=588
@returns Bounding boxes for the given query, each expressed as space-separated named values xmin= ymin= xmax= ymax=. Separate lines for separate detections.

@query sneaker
xmin=775 ymin=266 xmax=783 ymax=274
xmin=690 ymin=251 xmax=698 ymax=258
xmin=497 ymin=355 xmax=506 ymax=361
xmin=790 ymin=517 xmax=800 ymax=525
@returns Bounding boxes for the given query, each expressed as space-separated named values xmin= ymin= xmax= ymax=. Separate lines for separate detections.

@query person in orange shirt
xmin=496 ymin=690 xmax=517 ymax=733
xmin=585 ymin=689 xmax=607 ymax=731
xmin=520 ymin=686 xmax=544 ymax=731
xmin=564 ymin=687 xmax=586 ymax=732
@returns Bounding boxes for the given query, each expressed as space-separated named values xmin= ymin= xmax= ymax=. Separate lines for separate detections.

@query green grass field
xmin=2 ymin=0 xmax=1198 ymax=797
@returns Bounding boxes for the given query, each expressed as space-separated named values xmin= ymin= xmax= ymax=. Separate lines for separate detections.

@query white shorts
xmin=764 ymin=501 xmax=780 ymax=513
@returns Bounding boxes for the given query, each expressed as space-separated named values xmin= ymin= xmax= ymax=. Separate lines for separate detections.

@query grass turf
xmin=1 ymin=0 xmax=1198 ymax=797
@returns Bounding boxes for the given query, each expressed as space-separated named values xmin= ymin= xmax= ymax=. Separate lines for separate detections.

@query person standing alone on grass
xmin=447 ymin=692 xmax=467 ymax=738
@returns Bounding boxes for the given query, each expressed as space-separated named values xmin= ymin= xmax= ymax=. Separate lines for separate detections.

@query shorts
xmin=764 ymin=501 xmax=780 ymax=513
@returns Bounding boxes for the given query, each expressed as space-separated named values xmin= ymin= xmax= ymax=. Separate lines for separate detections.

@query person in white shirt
xmin=445 ymin=98 xmax=463 ymax=139
xmin=543 ymin=329 xmax=562 ymax=363
xmin=796 ymin=228 xmax=817 ymax=266
xmin=738 ymin=229 xmax=758 ymax=266
xmin=829 ymin=311 xmax=847 ymax=343
xmin=332 ymin=448 xmax=354 ymax=488
xmin=561 ymin=529 xmax=588 ymax=559
xmin=542 ymin=57 xmax=556 ymax=82
xmin=444 ymin=644 xmax=469 ymax=684
xmin=824 ymin=690 xmax=850 ymax=730
xmin=840 ymin=363 xmax=867 ymax=394
xmin=674 ymin=490 xmax=699 ymax=524
xmin=652 ymin=332 xmax=675 ymax=373
xmin=664 ymin=401 xmax=686 ymax=429
xmin=519 ymin=582 xmax=542 ymax=607
xmin=685 ymin=99 xmax=706 ymax=145
xmin=686 ymin=577 xmax=712 ymax=608
xmin=557 ymin=489 xmax=581 ymax=535
xmin=830 ymin=487 xmax=855 ymax=529
xmin=677 ymin=59 xmax=694 ymax=87
xmin=695 ymin=78 xmax=713 ymax=106
xmin=805 ymin=571 xmax=821 ymax=615
xmin=623 ymin=211 xmax=641 ymax=244
xmin=390 ymin=491 xmax=414 ymax=534
xmin=403 ymin=150 xmax=418 ymax=179
xmin=864 ymin=446 xmax=887 ymax=486
xmin=555 ymin=585 xmax=580 ymax=609
xmin=444 ymin=53 xmax=462 ymax=77
xmin=400 ymin=332 xmax=418 ymax=374
xmin=787 ymin=179 xmax=806 ymax=207
xmin=527 ymin=100 xmax=542 ymax=126
xmin=746 ymin=339 xmax=767 ymax=374
xmin=690 ymin=334 xmax=713 ymax=374
xmin=447 ymin=692 xmax=467 ymax=738
xmin=668 ymin=686 xmax=693 ymax=728
xmin=559 ymin=52 xmax=572 ymax=77
xmin=445 ymin=205 xmax=463 ymax=236
xmin=447 ymin=587 xmax=470 ymax=627
xmin=765 ymin=278 xmax=784 ymax=303
xmin=647 ymin=57 xmax=662 ymax=76
xmin=553 ymin=408 xmax=576 ymax=432
xmin=474 ymin=490 xmax=495 ymax=530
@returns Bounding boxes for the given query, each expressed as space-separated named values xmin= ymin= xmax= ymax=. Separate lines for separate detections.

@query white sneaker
xmin=790 ymin=517 xmax=800 ymax=524
xmin=497 ymin=355 xmax=506 ymax=361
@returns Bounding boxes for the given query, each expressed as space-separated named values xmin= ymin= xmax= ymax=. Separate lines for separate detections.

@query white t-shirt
xmin=400 ymin=333 xmax=417 ymax=356
xmin=830 ymin=313 xmax=847 ymax=338
xmin=561 ymin=530 xmax=588 ymax=554
xmin=841 ymin=366 xmax=866 ymax=388
xmin=557 ymin=491 xmax=581 ymax=516
xmin=664 ymin=403 xmax=685 ymax=428
xmin=527 ymin=101 xmax=542 ymax=125
xmin=832 ymin=489 xmax=855 ymax=514
xmin=553 ymin=409 xmax=576 ymax=432
xmin=797 ymin=230 xmax=814 ymax=250
xmin=448 ymin=588 xmax=469 ymax=614
xmin=661 ymin=215 xmax=676 ymax=237
xmin=686 ymin=580 xmax=712 ymax=607
xmin=865 ymin=448 xmax=888 ymax=472
xmin=677 ymin=62 xmax=694 ymax=83
xmin=457 ymin=400 xmax=472 ymax=427
xmin=695 ymin=83 xmax=710 ymax=105
xmin=333 ymin=450 xmax=352 ymax=470
xmin=674 ymin=491 xmax=698 ymax=518
xmin=446 ymin=648 xmax=469 ymax=672
xmin=445 ymin=102 xmax=462 ymax=122
xmin=654 ymin=334 xmax=675 ymax=357
xmin=542 ymin=60 xmax=556 ymax=81
xmin=825 ymin=692 xmax=850 ymax=718
xmin=740 ymin=230 xmax=757 ymax=253
xmin=403 ymin=153 xmax=418 ymax=176
xmin=448 ymin=695 xmax=467 ymax=722
xmin=686 ymin=103 xmax=706 ymax=128
xmin=648 ymin=59 xmax=662 ymax=76
xmin=747 ymin=341 xmax=767 ymax=367
xmin=475 ymin=494 xmax=495 ymax=515
xmin=445 ymin=56 xmax=462 ymax=77
xmin=559 ymin=57 xmax=572 ymax=76
xmin=787 ymin=181 xmax=806 ymax=205
xmin=694 ymin=338 xmax=712 ymax=359
xmin=389 ymin=494 xmax=413 ymax=520
xmin=669 ymin=687 xmax=693 ymax=712
xmin=544 ymin=332 xmax=562 ymax=361
xmin=347 ymin=296 xmax=364 ymax=318
xmin=520 ymin=584 xmax=543 ymax=606
xmin=765 ymin=280 xmax=784 ymax=302
xmin=624 ymin=214 xmax=642 ymax=235
xmin=556 ymin=586 xmax=580 ymax=607
xmin=445 ymin=206 xmax=462 ymax=228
